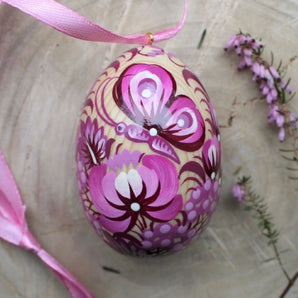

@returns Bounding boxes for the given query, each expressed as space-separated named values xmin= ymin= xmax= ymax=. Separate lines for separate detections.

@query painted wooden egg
xmin=76 ymin=45 xmax=221 ymax=256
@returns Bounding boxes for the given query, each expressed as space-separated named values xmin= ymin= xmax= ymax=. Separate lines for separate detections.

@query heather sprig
xmin=233 ymin=176 xmax=279 ymax=246
xmin=232 ymin=176 xmax=298 ymax=297
xmin=224 ymin=32 xmax=297 ymax=144
xmin=225 ymin=32 xmax=298 ymax=180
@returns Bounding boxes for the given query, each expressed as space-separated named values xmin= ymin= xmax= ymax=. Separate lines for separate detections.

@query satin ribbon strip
xmin=0 ymin=0 xmax=187 ymax=45
xmin=0 ymin=150 xmax=94 ymax=298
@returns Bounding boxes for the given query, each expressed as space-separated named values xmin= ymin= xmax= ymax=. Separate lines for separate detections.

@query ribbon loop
xmin=1 ymin=0 xmax=187 ymax=45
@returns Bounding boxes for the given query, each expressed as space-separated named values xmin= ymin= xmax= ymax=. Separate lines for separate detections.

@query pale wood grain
xmin=0 ymin=1 xmax=297 ymax=297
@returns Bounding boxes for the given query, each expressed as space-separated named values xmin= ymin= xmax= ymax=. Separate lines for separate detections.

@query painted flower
xmin=202 ymin=136 xmax=221 ymax=180
xmin=113 ymin=64 xmax=205 ymax=157
xmin=185 ymin=178 xmax=221 ymax=217
xmin=89 ymin=150 xmax=183 ymax=234
xmin=76 ymin=159 xmax=88 ymax=194
xmin=139 ymin=175 xmax=222 ymax=253
xmin=77 ymin=117 xmax=114 ymax=169
xmin=102 ymin=230 xmax=143 ymax=256
xmin=138 ymin=45 xmax=165 ymax=57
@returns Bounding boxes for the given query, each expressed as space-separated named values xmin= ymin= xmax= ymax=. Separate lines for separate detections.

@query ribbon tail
xmin=0 ymin=149 xmax=95 ymax=298
xmin=153 ymin=0 xmax=188 ymax=42
xmin=37 ymin=249 xmax=95 ymax=298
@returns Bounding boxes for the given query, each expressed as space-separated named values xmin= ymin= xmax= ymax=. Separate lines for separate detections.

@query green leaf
xmin=233 ymin=166 xmax=242 ymax=176
xmin=279 ymin=148 xmax=294 ymax=152
xmin=286 ymin=167 xmax=298 ymax=171
xmin=270 ymin=51 xmax=274 ymax=65
xmin=281 ymin=155 xmax=297 ymax=161
xmin=263 ymin=256 xmax=277 ymax=263
xmin=102 ymin=266 xmax=121 ymax=274
xmin=244 ymin=205 xmax=252 ymax=211
xmin=277 ymin=60 xmax=282 ymax=72
xmin=197 ymin=29 xmax=207 ymax=49
xmin=285 ymin=78 xmax=291 ymax=89
xmin=286 ymin=91 xmax=296 ymax=103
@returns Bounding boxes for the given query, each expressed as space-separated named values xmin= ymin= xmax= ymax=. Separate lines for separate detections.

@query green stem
xmin=272 ymin=242 xmax=291 ymax=281
xmin=243 ymin=184 xmax=291 ymax=281
xmin=279 ymin=272 xmax=298 ymax=298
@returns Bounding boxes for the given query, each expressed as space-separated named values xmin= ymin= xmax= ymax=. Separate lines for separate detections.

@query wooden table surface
xmin=0 ymin=1 xmax=297 ymax=297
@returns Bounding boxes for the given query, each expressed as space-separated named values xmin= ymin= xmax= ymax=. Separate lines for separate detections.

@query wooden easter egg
xmin=76 ymin=45 xmax=221 ymax=256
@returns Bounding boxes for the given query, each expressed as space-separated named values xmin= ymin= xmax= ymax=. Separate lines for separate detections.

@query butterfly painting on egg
xmin=112 ymin=64 xmax=206 ymax=163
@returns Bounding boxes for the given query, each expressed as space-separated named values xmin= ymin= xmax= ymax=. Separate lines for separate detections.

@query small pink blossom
xmin=224 ymin=35 xmax=237 ymax=50
xmin=276 ymin=114 xmax=284 ymax=128
xmin=243 ymin=48 xmax=253 ymax=57
xmin=266 ymin=92 xmax=273 ymax=104
xmin=269 ymin=66 xmax=280 ymax=80
xmin=264 ymin=69 xmax=274 ymax=88
xmin=286 ymin=86 xmax=292 ymax=95
xmin=251 ymin=61 xmax=260 ymax=74
xmin=262 ymin=85 xmax=269 ymax=96
xmin=268 ymin=104 xmax=279 ymax=124
xmin=289 ymin=113 xmax=296 ymax=122
xmin=270 ymin=88 xmax=278 ymax=99
xmin=244 ymin=55 xmax=252 ymax=66
xmin=259 ymin=64 xmax=265 ymax=78
xmin=266 ymin=88 xmax=278 ymax=104
xmin=238 ymin=58 xmax=246 ymax=70
xmin=232 ymin=184 xmax=245 ymax=203
xmin=289 ymin=113 xmax=297 ymax=128
xmin=235 ymin=46 xmax=242 ymax=56
xmin=281 ymin=81 xmax=292 ymax=94
xmin=279 ymin=127 xmax=285 ymax=142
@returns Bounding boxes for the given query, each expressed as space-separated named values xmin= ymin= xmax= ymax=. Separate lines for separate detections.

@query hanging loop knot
xmin=19 ymin=225 xmax=42 ymax=253
xmin=146 ymin=32 xmax=154 ymax=45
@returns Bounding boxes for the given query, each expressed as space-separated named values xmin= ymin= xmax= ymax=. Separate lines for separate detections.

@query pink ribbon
xmin=0 ymin=0 xmax=187 ymax=44
xmin=0 ymin=150 xmax=95 ymax=298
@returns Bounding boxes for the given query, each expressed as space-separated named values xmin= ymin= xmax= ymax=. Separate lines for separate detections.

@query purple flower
xmin=243 ymin=48 xmax=252 ymax=57
xmin=232 ymin=184 xmax=245 ymax=203
xmin=289 ymin=113 xmax=297 ymax=128
xmin=276 ymin=113 xmax=285 ymax=128
xmin=279 ymin=127 xmax=285 ymax=142
xmin=262 ymin=85 xmax=269 ymax=96
xmin=269 ymin=66 xmax=280 ymax=80
xmin=251 ymin=62 xmax=260 ymax=76
xmin=89 ymin=150 xmax=183 ymax=233
xmin=224 ymin=35 xmax=237 ymax=50
xmin=281 ymin=81 xmax=292 ymax=94
xmin=268 ymin=104 xmax=279 ymax=124
xmin=138 ymin=45 xmax=165 ymax=57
